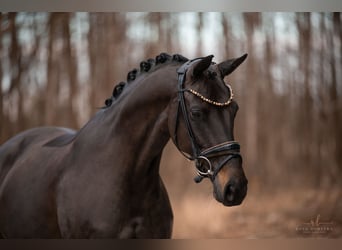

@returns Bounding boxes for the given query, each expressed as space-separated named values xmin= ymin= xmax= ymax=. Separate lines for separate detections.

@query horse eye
xmin=190 ymin=109 xmax=203 ymax=120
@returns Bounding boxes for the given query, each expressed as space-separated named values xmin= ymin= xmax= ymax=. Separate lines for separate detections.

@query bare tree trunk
xmin=296 ymin=13 xmax=314 ymax=184
xmin=242 ymin=13 xmax=261 ymax=178
xmin=330 ymin=13 xmax=342 ymax=182
xmin=0 ymin=13 xmax=3 ymax=142
xmin=45 ymin=13 xmax=60 ymax=125
xmin=8 ymin=13 xmax=25 ymax=132
xmin=261 ymin=31 xmax=278 ymax=185
xmin=87 ymin=13 xmax=125 ymax=114
xmin=87 ymin=13 xmax=98 ymax=111
xmin=332 ymin=13 xmax=342 ymax=177
xmin=145 ymin=13 xmax=173 ymax=56
xmin=164 ymin=13 xmax=173 ymax=52
xmin=196 ymin=13 xmax=204 ymax=56
xmin=221 ymin=13 xmax=230 ymax=57
xmin=61 ymin=13 xmax=78 ymax=128
xmin=145 ymin=13 xmax=160 ymax=56
xmin=315 ymin=13 xmax=328 ymax=186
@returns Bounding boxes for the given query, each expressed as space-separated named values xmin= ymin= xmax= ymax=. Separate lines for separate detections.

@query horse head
xmin=169 ymin=54 xmax=248 ymax=206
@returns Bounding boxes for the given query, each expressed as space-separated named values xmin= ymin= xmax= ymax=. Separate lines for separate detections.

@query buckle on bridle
xmin=195 ymin=156 xmax=214 ymax=177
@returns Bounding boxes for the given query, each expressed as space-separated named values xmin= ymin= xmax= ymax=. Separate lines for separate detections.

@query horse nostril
xmin=222 ymin=179 xmax=247 ymax=206
xmin=224 ymin=184 xmax=236 ymax=202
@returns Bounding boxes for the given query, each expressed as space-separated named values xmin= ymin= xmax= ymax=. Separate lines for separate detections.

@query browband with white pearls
xmin=187 ymin=84 xmax=234 ymax=107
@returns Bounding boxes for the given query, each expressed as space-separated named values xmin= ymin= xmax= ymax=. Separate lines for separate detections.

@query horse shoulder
xmin=0 ymin=127 xmax=76 ymax=237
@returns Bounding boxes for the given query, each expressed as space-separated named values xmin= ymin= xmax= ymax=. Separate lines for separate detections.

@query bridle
xmin=174 ymin=58 xmax=242 ymax=183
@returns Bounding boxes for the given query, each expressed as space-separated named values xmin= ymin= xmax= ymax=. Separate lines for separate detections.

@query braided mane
xmin=103 ymin=52 xmax=188 ymax=108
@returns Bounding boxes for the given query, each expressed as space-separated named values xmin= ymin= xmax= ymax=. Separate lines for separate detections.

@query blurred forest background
xmin=0 ymin=12 xmax=341 ymax=238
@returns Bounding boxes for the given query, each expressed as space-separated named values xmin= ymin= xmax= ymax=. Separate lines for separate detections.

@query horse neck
xmin=73 ymin=64 xmax=178 ymax=179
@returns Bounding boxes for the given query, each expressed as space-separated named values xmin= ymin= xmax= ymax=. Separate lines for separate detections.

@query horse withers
xmin=0 ymin=53 xmax=248 ymax=238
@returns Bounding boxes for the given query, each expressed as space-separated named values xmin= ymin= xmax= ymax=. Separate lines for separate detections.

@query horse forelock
xmin=103 ymin=52 xmax=188 ymax=109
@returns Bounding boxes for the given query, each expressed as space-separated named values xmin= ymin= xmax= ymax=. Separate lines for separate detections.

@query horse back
xmin=0 ymin=127 xmax=74 ymax=183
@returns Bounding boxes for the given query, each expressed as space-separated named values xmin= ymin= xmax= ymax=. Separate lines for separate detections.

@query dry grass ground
xmin=169 ymin=184 xmax=341 ymax=238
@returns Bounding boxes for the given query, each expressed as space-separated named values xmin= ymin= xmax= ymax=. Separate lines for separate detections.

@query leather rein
xmin=174 ymin=58 xmax=242 ymax=183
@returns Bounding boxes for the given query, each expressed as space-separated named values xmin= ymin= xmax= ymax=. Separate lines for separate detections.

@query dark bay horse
xmin=0 ymin=53 xmax=248 ymax=238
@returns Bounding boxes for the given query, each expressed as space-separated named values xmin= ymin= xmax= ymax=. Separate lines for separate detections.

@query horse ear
xmin=192 ymin=55 xmax=214 ymax=78
xmin=218 ymin=53 xmax=248 ymax=77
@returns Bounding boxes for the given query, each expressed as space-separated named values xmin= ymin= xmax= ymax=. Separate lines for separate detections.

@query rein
xmin=174 ymin=59 xmax=241 ymax=183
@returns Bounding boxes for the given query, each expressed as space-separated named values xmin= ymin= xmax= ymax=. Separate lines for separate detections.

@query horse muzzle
xmin=221 ymin=178 xmax=248 ymax=206
xmin=210 ymin=152 xmax=248 ymax=206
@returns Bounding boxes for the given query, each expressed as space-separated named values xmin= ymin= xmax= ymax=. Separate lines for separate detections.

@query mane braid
xmin=103 ymin=52 xmax=188 ymax=108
